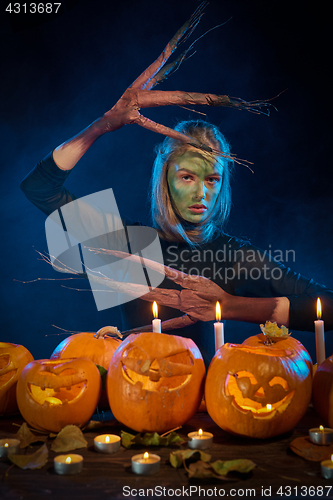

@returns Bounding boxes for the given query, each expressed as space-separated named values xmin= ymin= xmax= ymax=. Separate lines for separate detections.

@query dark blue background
xmin=1 ymin=0 xmax=332 ymax=362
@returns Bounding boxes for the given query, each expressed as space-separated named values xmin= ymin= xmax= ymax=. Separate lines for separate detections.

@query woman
xmin=20 ymin=99 xmax=333 ymax=366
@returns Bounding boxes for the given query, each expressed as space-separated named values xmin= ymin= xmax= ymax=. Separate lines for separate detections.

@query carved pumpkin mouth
xmin=27 ymin=367 xmax=87 ymax=406
xmin=121 ymin=346 xmax=194 ymax=392
xmin=225 ymin=370 xmax=295 ymax=419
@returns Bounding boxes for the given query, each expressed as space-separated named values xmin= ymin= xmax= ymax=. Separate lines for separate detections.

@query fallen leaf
xmin=15 ymin=422 xmax=47 ymax=448
xmin=121 ymin=430 xmax=184 ymax=449
xmin=170 ymin=449 xmax=211 ymax=468
xmin=51 ymin=425 xmax=88 ymax=452
xmin=211 ymin=459 xmax=256 ymax=476
xmin=8 ymin=443 xmax=48 ymax=470
xmin=290 ymin=436 xmax=333 ymax=462
xmin=187 ymin=461 xmax=217 ymax=479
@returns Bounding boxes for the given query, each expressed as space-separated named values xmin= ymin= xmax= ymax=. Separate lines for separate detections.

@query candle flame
xmin=143 ymin=452 xmax=149 ymax=460
xmin=4 ymin=443 xmax=9 ymax=448
xmin=215 ymin=301 xmax=221 ymax=322
xmin=198 ymin=429 xmax=203 ymax=436
xmin=317 ymin=298 xmax=322 ymax=320
xmin=319 ymin=425 xmax=324 ymax=433
xmin=331 ymin=454 xmax=333 ymax=462
xmin=153 ymin=301 xmax=158 ymax=319
xmin=105 ymin=435 xmax=110 ymax=443
xmin=65 ymin=457 xmax=72 ymax=464
xmin=266 ymin=404 xmax=272 ymax=411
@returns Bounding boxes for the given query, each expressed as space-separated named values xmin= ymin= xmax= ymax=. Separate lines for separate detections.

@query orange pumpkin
xmin=205 ymin=335 xmax=312 ymax=439
xmin=16 ymin=358 xmax=101 ymax=432
xmin=0 ymin=342 xmax=34 ymax=415
xmin=312 ymin=355 xmax=333 ymax=427
xmin=50 ymin=332 xmax=121 ymax=409
xmin=107 ymin=332 xmax=206 ymax=433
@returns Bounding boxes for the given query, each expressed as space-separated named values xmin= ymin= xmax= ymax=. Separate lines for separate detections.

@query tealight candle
xmin=309 ymin=426 xmax=333 ymax=445
xmin=131 ymin=452 xmax=160 ymax=475
xmin=315 ymin=298 xmax=326 ymax=366
xmin=94 ymin=434 xmax=121 ymax=454
xmin=0 ymin=439 xmax=20 ymax=460
xmin=321 ymin=455 xmax=333 ymax=479
xmin=214 ymin=301 xmax=224 ymax=351
xmin=188 ymin=428 xmax=213 ymax=450
xmin=54 ymin=454 xmax=83 ymax=475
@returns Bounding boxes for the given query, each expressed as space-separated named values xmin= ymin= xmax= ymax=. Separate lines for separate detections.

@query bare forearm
xmin=53 ymin=118 xmax=107 ymax=171
xmin=224 ymin=295 xmax=290 ymax=327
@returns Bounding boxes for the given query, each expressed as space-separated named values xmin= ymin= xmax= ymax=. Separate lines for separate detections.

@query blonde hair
xmin=150 ymin=120 xmax=233 ymax=245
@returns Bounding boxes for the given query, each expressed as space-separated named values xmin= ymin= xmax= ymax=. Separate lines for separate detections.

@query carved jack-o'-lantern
xmin=0 ymin=343 xmax=34 ymax=415
xmin=16 ymin=358 xmax=101 ymax=432
xmin=312 ymin=355 xmax=333 ymax=427
xmin=205 ymin=337 xmax=312 ymax=438
xmin=50 ymin=332 xmax=121 ymax=409
xmin=107 ymin=332 xmax=206 ymax=433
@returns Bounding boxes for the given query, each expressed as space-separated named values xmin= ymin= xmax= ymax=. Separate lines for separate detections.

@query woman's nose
xmin=194 ymin=182 xmax=206 ymax=200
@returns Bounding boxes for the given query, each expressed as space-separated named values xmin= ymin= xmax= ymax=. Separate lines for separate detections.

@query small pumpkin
xmin=205 ymin=333 xmax=312 ymax=439
xmin=50 ymin=330 xmax=121 ymax=409
xmin=107 ymin=332 xmax=206 ymax=433
xmin=312 ymin=355 xmax=333 ymax=427
xmin=0 ymin=342 xmax=34 ymax=415
xmin=16 ymin=358 xmax=101 ymax=432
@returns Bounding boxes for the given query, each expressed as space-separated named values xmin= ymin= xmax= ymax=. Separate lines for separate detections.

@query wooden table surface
xmin=1 ymin=406 xmax=332 ymax=500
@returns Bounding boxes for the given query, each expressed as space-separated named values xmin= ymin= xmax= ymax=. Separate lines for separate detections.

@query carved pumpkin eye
xmin=121 ymin=344 xmax=194 ymax=391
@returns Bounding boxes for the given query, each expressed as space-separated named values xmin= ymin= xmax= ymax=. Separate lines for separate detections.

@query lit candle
xmin=152 ymin=301 xmax=161 ymax=333
xmin=214 ymin=301 xmax=224 ymax=351
xmin=188 ymin=428 xmax=214 ymax=450
xmin=94 ymin=434 xmax=121 ymax=454
xmin=315 ymin=298 xmax=326 ymax=366
xmin=321 ymin=455 xmax=333 ymax=479
xmin=0 ymin=438 xmax=20 ymax=460
xmin=131 ymin=452 xmax=160 ymax=475
xmin=309 ymin=425 xmax=333 ymax=445
xmin=54 ymin=454 xmax=83 ymax=475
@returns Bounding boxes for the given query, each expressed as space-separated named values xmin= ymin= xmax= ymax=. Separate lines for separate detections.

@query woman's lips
xmin=188 ymin=204 xmax=207 ymax=214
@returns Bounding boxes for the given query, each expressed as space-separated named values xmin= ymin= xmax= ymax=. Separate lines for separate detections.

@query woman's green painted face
xmin=167 ymin=150 xmax=223 ymax=224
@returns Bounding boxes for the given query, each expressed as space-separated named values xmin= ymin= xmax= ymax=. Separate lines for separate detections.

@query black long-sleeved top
xmin=21 ymin=152 xmax=333 ymax=366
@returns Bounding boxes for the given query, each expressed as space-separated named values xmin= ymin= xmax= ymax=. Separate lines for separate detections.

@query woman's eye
xmin=207 ymin=177 xmax=220 ymax=184
xmin=181 ymin=175 xmax=192 ymax=181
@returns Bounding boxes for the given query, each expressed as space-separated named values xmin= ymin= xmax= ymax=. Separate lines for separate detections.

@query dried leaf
xmin=121 ymin=430 xmax=184 ymax=449
xmin=211 ymin=459 xmax=256 ymax=476
xmin=51 ymin=425 xmax=88 ymax=452
xmin=187 ymin=460 xmax=217 ymax=479
xmin=96 ymin=364 xmax=108 ymax=391
xmin=170 ymin=449 xmax=211 ymax=468
xmin=15 ymin=422 xmax=47 ymax=448
xmin=8 ymin=443 xmax=48 ymax=470
xmin=290 ymin=436 xmax=333 ymax=462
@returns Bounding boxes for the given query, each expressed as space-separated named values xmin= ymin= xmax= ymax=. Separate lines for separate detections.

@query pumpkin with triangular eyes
xmin=16 ymin=358 xmax=101 ymax=432
xmin=107 ymin=332 xmax=206 ymax=433
xmin=0 ymin=342 xmax=34 ymax=415
xmin=205 ymin=336 xmax=312 ymax=438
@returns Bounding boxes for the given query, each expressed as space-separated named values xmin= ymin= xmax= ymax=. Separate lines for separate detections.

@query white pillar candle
xmin=315 ymin=298 xmax=326 ymax=366
xmin=152 ymin=301 xmax=161 ymax=333
xmin=214 ymin=301 xmax=224 ymax=351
